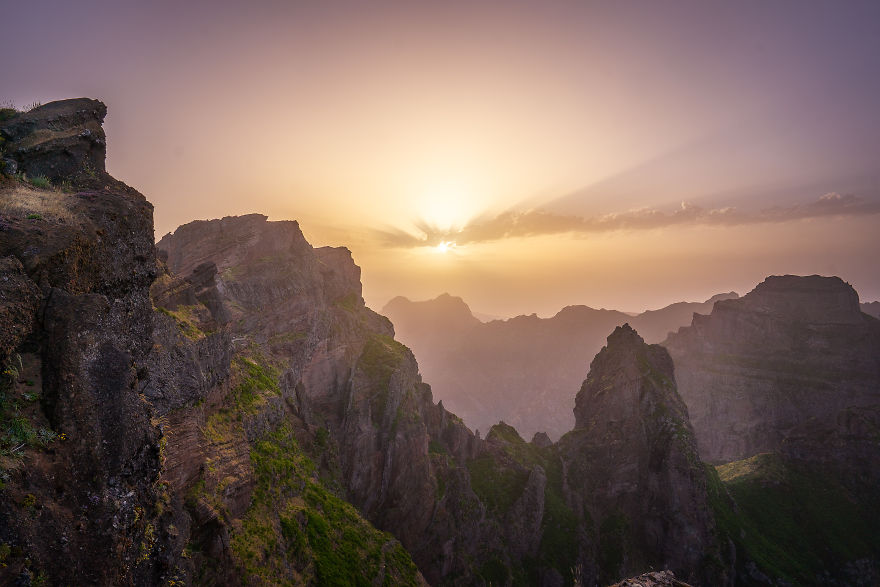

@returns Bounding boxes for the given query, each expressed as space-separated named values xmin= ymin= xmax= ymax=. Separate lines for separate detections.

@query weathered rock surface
xmin=0 ymin=109 xmax=162 ymax=583
xmin=1 ymin=100 xmax=429 ymax=586
xmin=155 ymin=215 xmax=528 ymax=584
xmin=0 ymin=99 xmax=107 ymax=184
xmin=0 ymin=256 xmax=40 ymax=358
xmin=559 ymin=325 xmax=721 ymax=586
xmin=608 ymin=569 xmax=693 ymax=587
xmin=664 ymin=275 xmax=880 ymax=463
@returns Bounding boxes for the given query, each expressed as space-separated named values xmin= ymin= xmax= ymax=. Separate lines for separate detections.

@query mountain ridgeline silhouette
xmin=383 ymin=291 xmax=739 ymax=439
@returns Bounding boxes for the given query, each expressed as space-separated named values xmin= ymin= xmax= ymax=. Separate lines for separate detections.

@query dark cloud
xmin=376 ymin=193 xmax=880 ymax=248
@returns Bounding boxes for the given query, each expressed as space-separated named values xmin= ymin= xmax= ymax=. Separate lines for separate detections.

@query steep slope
xmin=558 ymin=325 xmax=721 ymax=586
xmin=155 ymin=215 xmax=554 ymax=584
xmin=151 ymin=216 xmax=444 ymax=584
xmin=155 ymin=218 xmax=736 ymax=586
xmin=0 ymin=100 xmax=427 ymax=586
xmin=0 ymin=100 xmax=164 ymax=584
xmin=663 ymin=276 xmax=880 ymax=584
xmin=664 ymin=275 xmax=880 ymax=464
xmin=706 ymin=449 xmax=880 ymax=586
xmin=7 ymin=97 xmax=873 ymax=586
xmin=383 ymin=293 xmax=737 ymax=440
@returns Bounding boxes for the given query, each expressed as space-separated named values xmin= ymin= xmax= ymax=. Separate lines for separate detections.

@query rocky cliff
xmin=559 ymin=325 xmax=721 ymax=586
xmin=0 ymin=100 xmax=163 ymax=584
xmin=0 ymin=99 xmax=429 ymax=585
xmin=4 ymin=98 xmax=875 ymax=586
xmin=664 ymin=275 xmax=880 ymax=585
xmin=147 ymin=216 xmax=740 ymax=586
xmin=153 ymin=214 xmax=577 ymax=585
xmin=664 ymin=275 xmax=880 ymax=464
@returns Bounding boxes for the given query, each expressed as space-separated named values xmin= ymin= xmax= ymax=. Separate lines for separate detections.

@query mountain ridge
xmin=382 ymin=291 xmax=739 ymax=439
xmin=2 ymin=97 xmax=878 ymax=586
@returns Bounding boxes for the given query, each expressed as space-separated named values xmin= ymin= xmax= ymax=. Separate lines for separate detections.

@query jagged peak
xmin=530 ymin=431 xmax=553 ymax=448
xmin=486 ymin=421 xmax=525 ymax=444
xmin=606 ymin=322 xmax=645 ymax=348
xmin=575 ymin=323 xmax=679 ymax=430
xmin=705 ymin=291 xmax=739 ymax=303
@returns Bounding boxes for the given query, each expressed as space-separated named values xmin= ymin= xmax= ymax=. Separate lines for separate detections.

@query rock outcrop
xmin=1 ymin=99 xmax=108 ymax=185
xmin=154 ymin=214 xmax=593 ymax=584
xmin=608 ymin=570 xmax=693 ymax=587
xmin=0 ymin=100 xmax=429 ymax=586
xmin=662 ymin=275 xmax=880 ymax=584
xmin=0 ymin=111 xmax=162 ymax=584
xmin=559 ymin=325 xmax=720 ymax=586
xmin=664 ymin=275 xmax=880 ymax=463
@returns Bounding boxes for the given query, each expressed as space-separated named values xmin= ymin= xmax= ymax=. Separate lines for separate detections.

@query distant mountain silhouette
xmin=382 ymin=291 xmax=738 ymax=439
xmin=862 ymin=300 xmax=880 ymax=319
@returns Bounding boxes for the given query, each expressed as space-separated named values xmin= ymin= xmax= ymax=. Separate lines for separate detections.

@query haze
xmin=6 ymin=0 xmax=879 ymax=316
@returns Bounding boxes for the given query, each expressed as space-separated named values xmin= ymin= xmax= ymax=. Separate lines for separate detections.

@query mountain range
xmin=383 ymin=292 xmax=739 ymax=439
xmin=1 ymin=98 xmax=878 ymax=586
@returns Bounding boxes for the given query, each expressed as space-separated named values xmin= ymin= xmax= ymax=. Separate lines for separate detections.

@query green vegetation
xmin=231 ymin=356 xmax=281 ymax=413
xmin=335 ymin=292 xmax=361 ymax=312
xmin=357 ymin=334 xmax=409 ymax=424
xmin=155 ymin=305 xmax=206 ymax=340
xmin=477 ymin=557 xmax=510 ymax=585
xmin=0 ymin=107 xmax=17 ymax=122
xmin=26 ymin=213 xmax=43 ymax=220
xmin=466 ymin=455 xmax=530 ymax=515
xmin=706 ymin=454 xmax=880 ymax=583
xmin=230 ymin=424 xmax=422 ymax=585
xmin=486 ymin=421 xmax=524 ymax=444
xmin=538 ymin=490 xmax=579 ymax=580
xmin=28 ymin=175 xmax=51 ymax=189
xmin=314 ymin=426 xmax=329 ymax=448
xmin=1 ymin=355 xmax=56 ymax=456
xmin=428 ymin=439 xmax=447 ymax=455
xmin=478 ymin=423 xmax=581 ymax=584
xmin=201 ymin=354 xmax=280 ymax=447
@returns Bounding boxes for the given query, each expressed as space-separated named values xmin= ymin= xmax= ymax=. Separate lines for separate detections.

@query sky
xmin=5 ymin=0 xmax=880 ymax=316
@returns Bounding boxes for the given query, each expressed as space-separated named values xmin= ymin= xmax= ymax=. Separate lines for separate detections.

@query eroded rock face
xmin=156 ymin=215 xmax=493 ymax=583
xmin=0 ymin=256 xmax=40 ymax=357
xmin=664 ymin=275 xmax=880 ymax=463
xmin=608 ymin=569 xmax=693 ymax=587
xmin=0 ymin=99 xmax=107 ymax=184
xmin=0 ymin=160 xmax=162 ymax=582
xmin=560 ymin=325 xmax=719 ymax=586
xmin=1 ymin=100 xmax=749 ymax=585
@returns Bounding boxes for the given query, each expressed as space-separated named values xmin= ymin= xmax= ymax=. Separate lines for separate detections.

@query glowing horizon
xmin=7 ymin=0 xmax=880 ymax=315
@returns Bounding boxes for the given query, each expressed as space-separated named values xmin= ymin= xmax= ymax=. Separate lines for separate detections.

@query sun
xmin=434 ymin=241 xmax=456 ymax=254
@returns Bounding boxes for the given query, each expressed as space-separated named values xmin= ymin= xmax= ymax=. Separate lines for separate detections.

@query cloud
xmin=375 ymin=193 xmax=880 ymax=248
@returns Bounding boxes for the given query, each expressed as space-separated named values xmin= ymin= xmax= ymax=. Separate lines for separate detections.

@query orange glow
xmin=8 ymin=2 xmax=875 ymax=314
